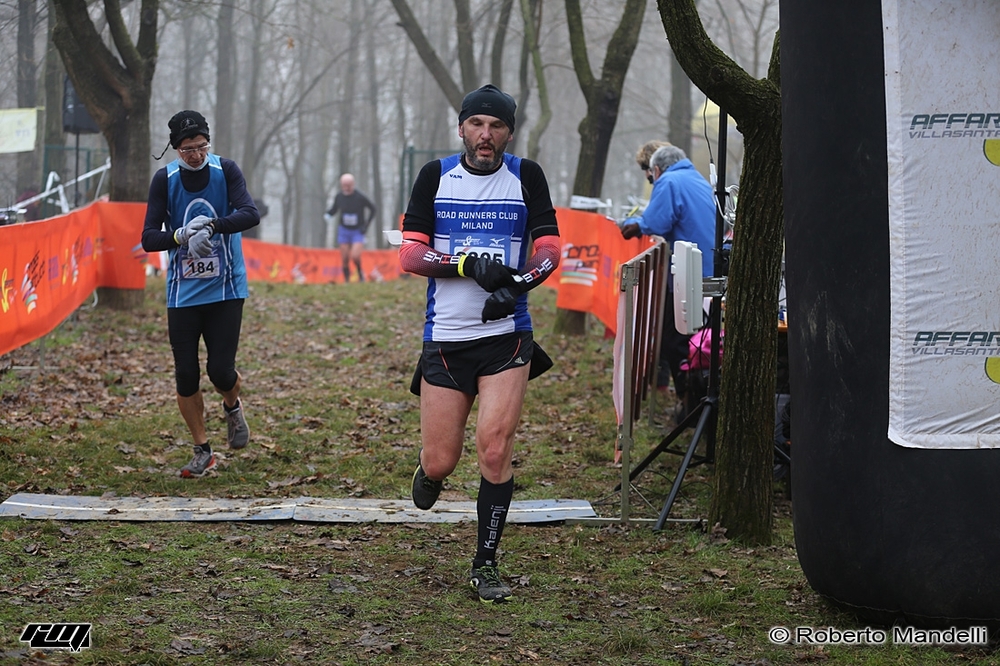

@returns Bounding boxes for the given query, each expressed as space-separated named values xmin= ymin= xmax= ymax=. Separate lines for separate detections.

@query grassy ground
xmin=0 ymin=277 xmax=996 ymax=665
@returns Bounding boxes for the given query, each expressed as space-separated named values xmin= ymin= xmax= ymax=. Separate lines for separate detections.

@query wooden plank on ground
xmin=0 ymin=493 xmax=597 ymax=524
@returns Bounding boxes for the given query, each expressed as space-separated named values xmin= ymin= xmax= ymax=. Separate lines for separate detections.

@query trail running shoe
xmin=225 ymin=398 xmax=249 ymax=449
xmin=411 ymin=458 xmax=442 ymax=510
xmin=469 ymin=564 xmax=513 ymax=604
xmin=180 ymin=446 xmax=216 ymax=478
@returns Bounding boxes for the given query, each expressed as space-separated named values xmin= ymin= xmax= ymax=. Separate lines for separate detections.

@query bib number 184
xmin=182 ymin=257 xmax=219 ymax=279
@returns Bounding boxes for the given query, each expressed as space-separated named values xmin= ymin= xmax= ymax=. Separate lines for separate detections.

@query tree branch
xmin=454 ymin=0 xmax=477 ymax=91
xmin=564 ymin=0 xmax=594 ymax=96
xmin=600 ymin=0 xmax=646 ymax=91
xmin=490 ymin=0 xmax=515 ymax=86
xmin=53 ymin=0 xmax=127 ymax=90
xmin=104 ymin=0 xmax=142 ymax=76
xmin=389 ymin=0 xmax=464 ymax=110
xmin=250 ymin=46 xmax=353 ymax=173
xmin=657 ymin=0 xmax=774 ymax=123
xmin=135 ymin=0 xmax=159 ymax=65
xmin=520 ymin=0 xmax=550 ymax=160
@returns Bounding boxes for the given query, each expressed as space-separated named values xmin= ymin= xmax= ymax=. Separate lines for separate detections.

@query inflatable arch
xmin=783 ymin=0 xmax=1000 ymax=624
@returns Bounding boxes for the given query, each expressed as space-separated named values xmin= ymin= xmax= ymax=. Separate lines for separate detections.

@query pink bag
xmin=689 ymin=328 xmax=723 ymax=371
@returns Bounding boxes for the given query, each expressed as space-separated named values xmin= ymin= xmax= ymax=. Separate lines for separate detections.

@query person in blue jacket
xmin=620 ymin=144 xmax=716 ymax=415
xmin=141 ymin=110 xmax=260 ymax=478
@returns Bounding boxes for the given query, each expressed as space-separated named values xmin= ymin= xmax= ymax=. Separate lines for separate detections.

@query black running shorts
xmin=417 ymin=332 xmax=535 ymax=396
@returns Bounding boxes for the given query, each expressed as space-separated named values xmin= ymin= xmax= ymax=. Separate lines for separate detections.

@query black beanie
xmin=458 ymin=84 xmax=516 ymax=133
xmin=168 ymin=110 xmax=210 ymax=148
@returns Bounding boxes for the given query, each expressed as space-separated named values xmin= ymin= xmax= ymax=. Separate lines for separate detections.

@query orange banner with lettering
xmin=0 ymin=201 xmax=147 ymax=357
xmin=553 ymin=207 xmax=650 ymax=331
xmin=2 ymin=203 xmax=650 ymax=356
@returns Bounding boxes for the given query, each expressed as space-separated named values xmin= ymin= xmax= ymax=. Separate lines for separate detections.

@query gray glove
xmin=465 ymin=255 xmax=520 ymax=292
xmin=187 ymin=226 xmax=214 ymax=259
xmin=173 ymin=215 xmax=210 ymax=245
xmin=481 ymin=286 xmax=519 ymax=322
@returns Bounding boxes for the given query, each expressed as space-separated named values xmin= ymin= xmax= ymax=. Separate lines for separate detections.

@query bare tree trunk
xmin=280 ymin=141 xmax=295 ymax=245
xmin=52 ymin=0 xmax=160 ymax=311
xmin=181 ymin=13 xmax=196 ymax=110
xmin=393 ymin=53 xmax=410 ymax=218
xmin=668 ymin=54 xmax=692 ymax=155
xmin=520 ymin=0 xmax=550 ymax=162
xmin=241 ymin=0 xmax=267 ymax=194
xmin=239 ymin=0 xmax=269 ymax=240
xmin=490 ymin=0 xmax=515 ymax=87
xmin=658 ymin=0 xmax=783 ymax=545
xmin=565 ymin=0 xmax=645 ymax=198
xmin=17 ymin=0 xmax=40 ymax=196
xmin=389 ymin=0 xmax=464 ymax=110
xmin=51 ymin=0 xmax=157 ymax=203
xmin=453 ymin=0 xmax=477 ymax=91
xmin=338 ymin=0 xmax=361 ymax=179
xmin=559 ymin=0 xmax=646 ymax=335
xmin=515 ymin=0 xmax=532 ymax=136
xmin=214 ymin=1 xmax=236 ymax=156
xmin=364 ymin=0 xmax=384 ymax=246
xmin=292 ymin=17 xmax=331 ymax=249
xmin=43 ymin=1 xmax=67 ymax=191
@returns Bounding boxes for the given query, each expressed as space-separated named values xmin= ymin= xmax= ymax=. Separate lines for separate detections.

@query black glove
xmin=621 ymin=223 xmax=642 ymax=240
xmin=481 ymin=286 xmax=518 ymax=322
xmin=465 ymin=255 xmax=520 ymax=292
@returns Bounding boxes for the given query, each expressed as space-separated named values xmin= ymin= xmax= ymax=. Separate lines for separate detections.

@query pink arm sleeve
xmin=517 ymin=234 xmax=561 ymax=291
xmin=398 ymin=231 xmax=463 ymax=279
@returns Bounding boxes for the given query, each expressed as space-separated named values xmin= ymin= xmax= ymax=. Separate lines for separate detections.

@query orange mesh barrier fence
xmin=0 ymin=201 xmax=147 ymax=357
xmin=240 ymin=239 xmax=402 ymax=284
xmin=2 ymin=204 xmax=650 ymax=356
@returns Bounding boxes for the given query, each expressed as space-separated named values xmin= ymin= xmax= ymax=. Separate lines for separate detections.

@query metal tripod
xmin=622 ymin=294 xmax=722 ymax=530
xmin=622 ymin=106 xmax=731 ymax=530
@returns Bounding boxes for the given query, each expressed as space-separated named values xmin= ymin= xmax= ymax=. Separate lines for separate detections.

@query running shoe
xmin=411 ymin=457 xmax=442 ymax=510
xmin=225 ymin=398 xmax=249 ymax=449
xmin=469 ymin=564 xmax=513 ymax=604
xmin=180 ymin=446 xmax=216 ymax=478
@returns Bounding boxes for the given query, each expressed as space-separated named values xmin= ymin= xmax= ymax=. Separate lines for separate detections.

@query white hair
xmin=649 ymin=145 xmax=687 ymax=172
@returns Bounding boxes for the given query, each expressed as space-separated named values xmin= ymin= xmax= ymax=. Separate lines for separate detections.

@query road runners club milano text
xmin=437 ymin=210 xmax=521 ymax=227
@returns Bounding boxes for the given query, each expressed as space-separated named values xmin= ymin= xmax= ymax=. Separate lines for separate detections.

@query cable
xmin=702 ymin=98 xmax=714 ymax=166
xmin=702 ymin=98 xmax=727 ymax=220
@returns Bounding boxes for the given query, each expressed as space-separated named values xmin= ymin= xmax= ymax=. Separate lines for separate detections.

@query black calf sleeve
xmin=475 ymin=476 xmax=514 ymax=567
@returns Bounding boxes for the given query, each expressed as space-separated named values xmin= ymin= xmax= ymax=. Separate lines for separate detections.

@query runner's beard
xmin=463 ymin=135 xmax=509 ymax=171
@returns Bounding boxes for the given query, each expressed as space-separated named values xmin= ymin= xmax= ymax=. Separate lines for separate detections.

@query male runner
xmin=325 ymin=173 xmax=376 ymax=282
xmin=398 ymin=84 xmax=560 ymax=603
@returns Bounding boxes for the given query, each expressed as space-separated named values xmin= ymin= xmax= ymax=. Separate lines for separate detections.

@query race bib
xmin=181 ymin=251 xmax=221 ymax=279
xmin=450 ymin=232 xmax=509 ymax=265
xmin=342 ymin=213 xmax=359 ymax=228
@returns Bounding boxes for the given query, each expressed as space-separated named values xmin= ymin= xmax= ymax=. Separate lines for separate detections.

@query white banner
xmin=0 ymin=108 xmax=38 ymax=154
xmin=885 ymin=0 xmax=1000 ymax=448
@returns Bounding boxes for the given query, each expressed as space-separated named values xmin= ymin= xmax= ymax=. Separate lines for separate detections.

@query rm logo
xmin=20 ymin=623 xmax=92 ymax=652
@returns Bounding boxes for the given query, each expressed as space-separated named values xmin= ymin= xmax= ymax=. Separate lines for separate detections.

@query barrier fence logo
xmin=20 ymin=623 xmax=92 ymax=652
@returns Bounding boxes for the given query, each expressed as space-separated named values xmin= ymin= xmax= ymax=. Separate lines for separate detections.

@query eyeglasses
xmin=178 ymin=143 xmax=211 ymax=155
